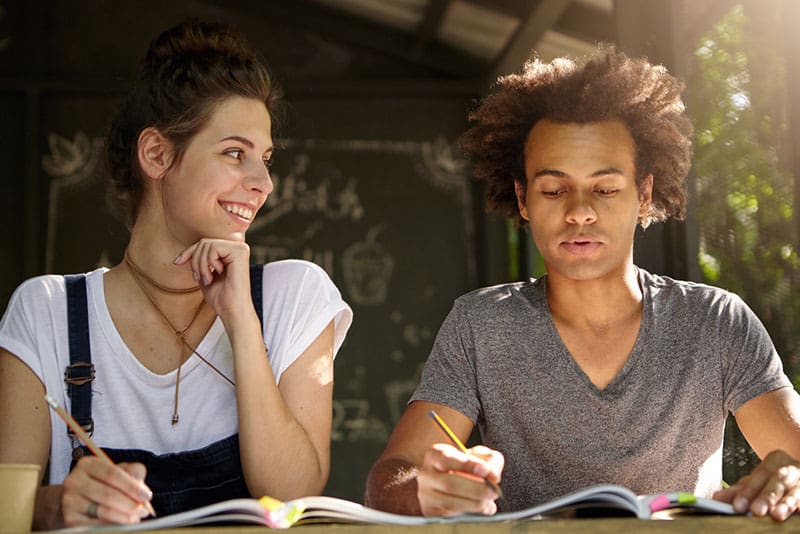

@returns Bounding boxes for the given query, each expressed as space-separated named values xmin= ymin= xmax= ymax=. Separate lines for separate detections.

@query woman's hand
xmin=61 ymin=457 xmax=152 ymax=526
xmin=175 ymin=238 xmax=253 ymax=320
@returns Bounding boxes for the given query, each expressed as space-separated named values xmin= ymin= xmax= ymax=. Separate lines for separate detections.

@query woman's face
xmin=160 ymin=95 xmax=273 ymax=245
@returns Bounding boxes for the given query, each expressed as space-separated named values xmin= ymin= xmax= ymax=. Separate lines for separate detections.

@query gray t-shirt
xmin=411 ymin=268 xmax=791 ymax=511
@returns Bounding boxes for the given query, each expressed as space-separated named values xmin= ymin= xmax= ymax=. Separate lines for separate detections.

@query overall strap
xmin=249 ymin=264 xmax=263 ymax=330
xmin=64 ymin=274 xmax=95 ymax=436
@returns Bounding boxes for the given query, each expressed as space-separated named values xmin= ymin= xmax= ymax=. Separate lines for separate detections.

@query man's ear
xmin=137 ymin=127 xmax=174 ymax=180
xmin=514 ymin=179 xmax=530 ymax=221
xmin=638 ymin=174 xmax=654 ymax=221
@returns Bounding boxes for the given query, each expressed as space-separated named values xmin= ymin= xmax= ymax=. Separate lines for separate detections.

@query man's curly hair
xmin=459 ymin=45 xmax=693 ymax=228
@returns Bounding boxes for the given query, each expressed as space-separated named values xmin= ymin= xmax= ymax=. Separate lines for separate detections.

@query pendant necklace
xmin=124 ymin=251 xmax=235 ymax=425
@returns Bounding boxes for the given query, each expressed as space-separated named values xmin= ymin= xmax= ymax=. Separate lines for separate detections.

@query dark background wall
xmin=0 ymin=0 xmax=703 ymax=501
xmin=0 ymin=0 xmax=496 ymax=502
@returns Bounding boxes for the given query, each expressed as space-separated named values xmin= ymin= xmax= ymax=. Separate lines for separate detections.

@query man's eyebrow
xmin=533 ymin=169 xmax=566 ymax=178
xmin=591 ymin=167 xmax=625 ymax=177
xmin=532 ymin=167 xmax=625 ymax=179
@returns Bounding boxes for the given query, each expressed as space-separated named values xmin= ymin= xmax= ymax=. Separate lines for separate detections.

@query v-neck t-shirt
xmin=410 ymin=268 xmax=791 ymax=511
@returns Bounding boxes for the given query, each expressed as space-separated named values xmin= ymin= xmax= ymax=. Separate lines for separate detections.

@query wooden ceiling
xmin=204 ymin=0 xmax=615 ymax=86
xmin=306 ymin=0 xmax=614 ymax=78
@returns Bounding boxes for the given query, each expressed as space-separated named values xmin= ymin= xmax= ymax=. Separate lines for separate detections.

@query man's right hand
xmin=416 ymin=443 xmax=504 ymax=516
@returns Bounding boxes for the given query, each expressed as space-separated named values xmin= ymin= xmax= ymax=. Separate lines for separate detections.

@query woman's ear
xmin=514 ymin=179 xmax=530 ymax=221
xmin=137 ymin=127 xmax=174 ymax=180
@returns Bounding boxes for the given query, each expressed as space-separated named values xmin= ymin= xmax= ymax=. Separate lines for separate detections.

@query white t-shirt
xmin=0 ymin=260 xmax=352 ymax=485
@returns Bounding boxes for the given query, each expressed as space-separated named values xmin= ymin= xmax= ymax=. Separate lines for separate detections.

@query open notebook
xmin=63 ymin=483 xmax=736 ymax=530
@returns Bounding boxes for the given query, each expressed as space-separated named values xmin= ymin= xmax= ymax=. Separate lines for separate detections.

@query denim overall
xmin=64 ymin=265 xmax=264 ymax=515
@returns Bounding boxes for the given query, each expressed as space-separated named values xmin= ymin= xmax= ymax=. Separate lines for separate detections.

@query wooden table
xmin=42 ymin=515 xmax=799 ymax=533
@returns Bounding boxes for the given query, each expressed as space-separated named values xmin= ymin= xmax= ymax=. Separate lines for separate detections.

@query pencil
xmin=428 ymin=410 xmax=504 ymax=498
xmin=44 ymin=393 xmax=157 ymax=518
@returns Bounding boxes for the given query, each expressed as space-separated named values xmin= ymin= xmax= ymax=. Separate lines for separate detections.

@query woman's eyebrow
xmin=218 ymin=135 xmax=254 ymax=148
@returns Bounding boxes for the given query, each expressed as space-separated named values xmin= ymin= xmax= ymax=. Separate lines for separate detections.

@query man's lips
xmin=560 ymin=236 xmax=603 ymax=254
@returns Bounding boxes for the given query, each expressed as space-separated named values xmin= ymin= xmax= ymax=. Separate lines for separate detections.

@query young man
xmin=365 ymin=47 xmax=800 ymax=522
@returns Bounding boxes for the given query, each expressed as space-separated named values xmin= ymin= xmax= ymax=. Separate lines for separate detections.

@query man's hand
xmin=713 ymin=449 xmax=800 ymax=522
xmin=416 ymin=443 xmax=504 ymax=516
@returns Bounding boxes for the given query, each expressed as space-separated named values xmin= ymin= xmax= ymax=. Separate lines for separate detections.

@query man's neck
xmin=545 ymin=265 xmax=642 ymax=332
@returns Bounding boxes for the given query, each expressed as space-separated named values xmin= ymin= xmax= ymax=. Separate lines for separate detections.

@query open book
xmin=70 ymin=484 xmax=736 ymax=530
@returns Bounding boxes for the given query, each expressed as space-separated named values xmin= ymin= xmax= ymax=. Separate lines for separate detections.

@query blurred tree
xmin=689 ymin=4 xmax=798 ymax=383
xmin=687 ymin=1 xmax=800 ymax=483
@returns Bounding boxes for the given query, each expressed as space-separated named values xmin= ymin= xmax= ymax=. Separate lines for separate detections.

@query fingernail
xmin=173 ymin=253 xmax=182 ymax=264
xmin=140 ymin=488 xmax=153 ymax=501
xmin=192 ymin=271 xmax=198 ymax=281
xmin=204 ymin=275 xmax=212 ymax=286
xmin=138 ymin=505 xmax=149 ymax=518
xmin=751 ymin=498 xmax=768 ymax=516
xmin=734 ymin=496 xmax=749 ymax=513
xmin=774 ymin=503 xmax=789 ymax=520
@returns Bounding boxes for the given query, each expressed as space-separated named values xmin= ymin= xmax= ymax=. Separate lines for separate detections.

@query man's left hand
xmin=713 ymin=449 xmax=800 ymax=521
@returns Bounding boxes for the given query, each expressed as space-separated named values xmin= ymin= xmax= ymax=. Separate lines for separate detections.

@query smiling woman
xmin=0 ymin=19 xmax=352 ymax=530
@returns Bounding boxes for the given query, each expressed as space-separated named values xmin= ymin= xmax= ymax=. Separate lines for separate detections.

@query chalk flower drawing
xmin=420 ymin=136 xmax=467 ymax=192
xmin=42 ymin=131 xmax=95 ymax=177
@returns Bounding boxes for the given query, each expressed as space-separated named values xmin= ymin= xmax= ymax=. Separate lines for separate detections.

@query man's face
xmin=515 ymin=119 xmax=652 ymax=283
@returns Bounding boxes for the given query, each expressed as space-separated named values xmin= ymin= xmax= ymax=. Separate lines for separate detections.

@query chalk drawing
xmin=41 ymin=131 xmax=105 ymax=271
xmin=331 ymin=399 xmax=390 ymax=443
xmin=342 ymin=226 xmax=394 ymax=306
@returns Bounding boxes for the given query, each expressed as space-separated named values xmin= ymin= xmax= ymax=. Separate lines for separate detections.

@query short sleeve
xmin=0 ymin=275 xmax=67 ymax=381
xmin=410 ymin=298 xmax=482 ymax=422
xmin=259 ymin=260 xmax=352 ymax=382
xmin=720 ymin=292 xmax=792 ymax=413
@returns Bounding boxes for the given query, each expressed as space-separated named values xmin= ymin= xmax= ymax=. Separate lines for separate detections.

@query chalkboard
xmin=41 ymin=94 xmax=479 ymax=501
xmin=0 ymin=95 xmax=26 ymax=307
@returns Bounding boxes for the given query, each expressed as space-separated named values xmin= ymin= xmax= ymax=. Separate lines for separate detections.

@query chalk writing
xmin=278 ymin=137 xmax=468 ymax=197
xmin=250 ymin=154 xmax=364 ymax=232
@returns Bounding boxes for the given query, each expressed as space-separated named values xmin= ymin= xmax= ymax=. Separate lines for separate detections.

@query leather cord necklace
xmin=124 ymin=251 xmax=235 ymax=425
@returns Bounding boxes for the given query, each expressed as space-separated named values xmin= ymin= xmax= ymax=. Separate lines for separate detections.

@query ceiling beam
xmin=491 ymin=0 xmax=574 ymax=80
xmin=203 ymin=0 xmax=486 ymax=78
xmin=555 ymin=1 xmax=615 ymax=45
xmin=411 ymin=0 xmax=452 ymax=59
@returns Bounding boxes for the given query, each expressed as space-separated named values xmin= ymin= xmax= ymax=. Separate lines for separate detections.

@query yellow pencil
xmin=44 ymin=393 xmax=157 ymax=517
xmin=428 ymin=410 xmax=504 ymax=498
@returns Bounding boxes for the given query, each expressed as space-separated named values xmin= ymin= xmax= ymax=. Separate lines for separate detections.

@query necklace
xmin=124 ymin=251 xmax=235 ymax=425
xmin=125 ymin=252 xmax=201 ymax=294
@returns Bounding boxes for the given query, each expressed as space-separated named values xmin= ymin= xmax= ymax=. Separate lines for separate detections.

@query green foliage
xmin=688 ymin=5 xmax=799 ymax=384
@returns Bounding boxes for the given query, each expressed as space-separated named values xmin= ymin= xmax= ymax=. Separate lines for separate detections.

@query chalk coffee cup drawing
xmin=343 ymin=226 xmax=394 ymax=306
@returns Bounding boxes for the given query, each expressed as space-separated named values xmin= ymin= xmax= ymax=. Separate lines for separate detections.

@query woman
xmin=0 ymin=20 xmax=352 ymax=529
